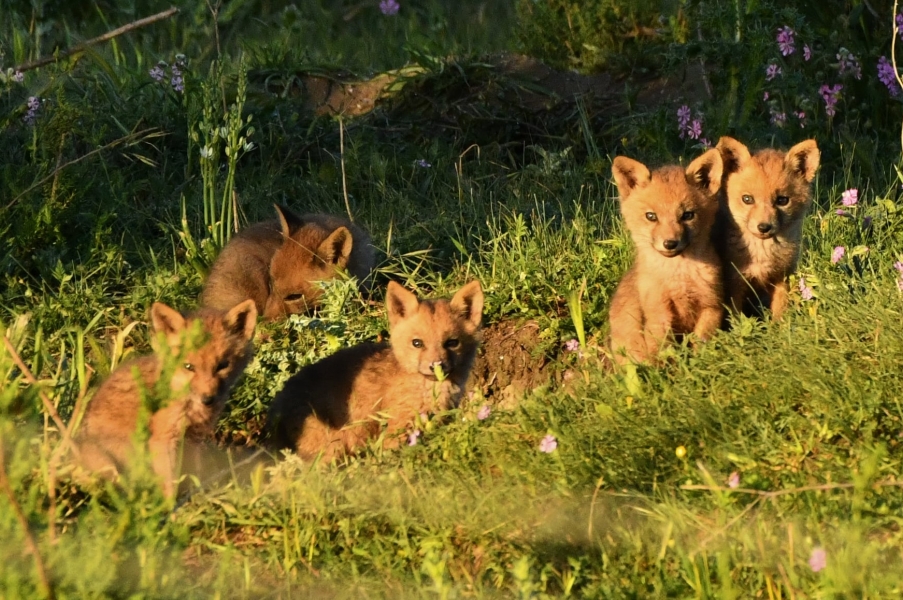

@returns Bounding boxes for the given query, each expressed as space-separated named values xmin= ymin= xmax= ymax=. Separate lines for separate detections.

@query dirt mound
xmin=470 ymin=320 xmax=554 ymax=408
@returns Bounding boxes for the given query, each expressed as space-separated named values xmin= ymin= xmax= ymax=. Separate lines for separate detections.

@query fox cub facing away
xmin=715 ymin=137 xmax=820 ymax=320
xmin=266 ymin=280 xmax=484 ymax=461
xmin=200 ymin=205 xmax=375 ymax=320
xmin=608 ymin=149 xmax=724 ymax=365
xmin=75 ymin=301 xmax=257 ymax=497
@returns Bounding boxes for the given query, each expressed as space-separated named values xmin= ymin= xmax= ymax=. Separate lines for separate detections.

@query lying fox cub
xmin=608 ymin=149 xmax=724 ymax=364
xmin=266 ymin=281 xmax=483 ymax=460
xmin=201 ymin=205 xmax=375 ymax=319
xmin=76 ymin=301 xmax=257 ymax=497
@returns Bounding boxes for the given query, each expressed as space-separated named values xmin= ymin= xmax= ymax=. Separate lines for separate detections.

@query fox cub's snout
xmin=612 ymin=152 xmax=722 ymax=258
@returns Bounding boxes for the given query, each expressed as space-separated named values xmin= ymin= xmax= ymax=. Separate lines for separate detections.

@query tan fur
xmin=266 ymin=281 xmax=484 ymax=460
xmin=75 ymin=301 xmax=257 ymax=497
xmin=200 ymin=205 xmax=376 ymax=319
xmin=715 ymin=137 xmax=820 ymax=320
xmin=608 ymin=150 xmax=725 ymax=364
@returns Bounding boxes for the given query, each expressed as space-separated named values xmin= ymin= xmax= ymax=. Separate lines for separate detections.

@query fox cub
xmin=201 ymin=205 xmax=375 ymax=319
xmin=715 ymin=137 xmax=820 ymax=320
xmin=266 ymin=280 xmax=483 ymax=460
xmin=75 ymin=301 xmax=257 ymax=497
xmin=608 ymin=149 xmax=724 ymax=364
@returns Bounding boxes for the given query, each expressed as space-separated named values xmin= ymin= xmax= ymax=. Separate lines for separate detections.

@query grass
xmin=2 ymin=0 xmax=903 ymax=597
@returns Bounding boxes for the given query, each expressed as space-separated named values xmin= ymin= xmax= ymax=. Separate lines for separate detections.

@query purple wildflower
xmin=837 ymin=48 xmax=862 ymax=79
xmin=728 ymin=472 xmax=740 ymax=489
xmin=765 ymin=64 xmax=782 ymax=81
xmin=836 ymin=209 xmax=852 ymax=217
xmin=808 ymin=547 xmax=827 ymax=572
xmin=564 ymin=338 xmax=580 ymax=352
xmin=23 ymin=96 xmax=40 ymax=126
xmin=799 ymin=277 xmax=814 ymax=301
xmin=763 ymin=91 xmax=770 ymax=101
xmin=777 ymin=26 xmax=795 ymax=56
xmin=477 ymin=405 xmax=491 ymax=421
xmin=408 ymin=429 xmax=421 ymax=446
xmin=379 ymin=0 xmax=400 ymax=15
xmin=804 ymin=45 xmax=812 ymax=61
xmin=897 ymin=14 xmax=903 ymax=38
xmin=415 ymin=159 xmax=431 ymax=168
xmin=831 ymin=246 xmax=845 ymax=264
xmin=794 ymin=111 xmax=806 ymax=128
xmin=687 ymin=119 xmax=702 ymax=139
xmin=677 ymin=105 xmax=691 ymax=138
xmin=171 ymin=76 xmax=184 ymax=93
xmin=699 ymin=138 xmax=712 ymax=147
xmin=878 ymin=56 xmax=900 ymax=96
xmin=841 ymin=188 xmax=858 ymax=206
xmin=770 ymin=111 xmax=787 ymax=127
xmin=539 ymin=434 xmax=558 ymax=453
xmin=149 ymin=64 xmax=166 ymax=82
xmin=13 ymin=70 xmax=24 ymax=83
xmin=862 ymin=216 xmax=872 ymax=228
xmin=819 ymin=84 xmax=842 ymax=117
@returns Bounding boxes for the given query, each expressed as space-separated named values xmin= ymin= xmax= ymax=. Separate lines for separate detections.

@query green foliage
xmin=516 ymin=0 xmax=673 ymax=73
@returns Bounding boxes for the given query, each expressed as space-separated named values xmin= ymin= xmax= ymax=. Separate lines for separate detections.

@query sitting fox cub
xmin=75 ymin=301 xmax=257 ymax=497
xmin=608 ymin=149 xmax=724 ymax=364
xmin=266 ymin=280 xmax=483 ymax=460
xmin=201 ymin=205 xmax=375 ymax=319
xmin=715 ymin=137 xmax=820 ymax=320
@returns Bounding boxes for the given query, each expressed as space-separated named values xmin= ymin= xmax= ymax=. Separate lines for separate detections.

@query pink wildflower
xmin=777 ymin=26 xmax=795 ymax=56
xmin=477 ymin=405 xmax=491 ymax=421
xmin=766 ymin=64 xmax=782 ymax=81
xmin=728 ymin=472 xmax=740 ymax=489
xmin=831 ymin=246 xmax=845 ymax=264
xmin=808 ymin=547 xmax=827 ymax=572
xmin=539 ymin=434 xmax=558 ymax=453
xmin=841 ymin=188 xmax=858 ymax=206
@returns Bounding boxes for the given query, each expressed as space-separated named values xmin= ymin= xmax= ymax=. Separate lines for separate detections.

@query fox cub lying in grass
xmin=266 ymin=280 xmax=483 ymax=461
xmin=201 ymin=205 xmax=375 ymax=319
xmin=715 ymin=137 xmax=820 ymax=320
xmin=76 ymin=301 xmax=257 ymax=497
xmin=608 ymin=149 xmax=724 ymax=365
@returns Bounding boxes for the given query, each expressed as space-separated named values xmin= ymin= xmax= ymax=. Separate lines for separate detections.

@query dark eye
xmin=216 ymin=359 xmax=230 ymax=372
xmin=183 ymin=363 xmax=195 ymax=372
xmin=284 ymin=293 xmax=304 ymax=302
xmin=645 ymin=212 xmax=657 ymax=222
xmin=742 ymin=195 xmax=754 ymax=205
xmin=412 ymin=339 xmax=424 ymax=349
xmin=681 ymin=211 xmax=695 ymax=221
xmin=444 ymin=338 xmax=460 ymax=350
xmin=775 ymin=196 xmax=790 ymax=207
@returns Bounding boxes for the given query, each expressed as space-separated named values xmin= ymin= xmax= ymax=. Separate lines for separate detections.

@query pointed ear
xmin=716 ymin=136 xmax=751 ymax=175
xmin=274 ymin=204 xmax=304 ymax=238
xmin=449 ymin=280 xmax=484 ymax=329
xmin=224 ymin=299 xmax=258 ymax=341
xmin=685 ymin=148 xmax=724 ymax=195
xmin=784 ymin=139 xmax=820 ymax=183
xmin=611 ymin=156 xmax=651 ymax=201
xmin=386 ymin=281 xmax=420 ymax=329
xmin=150 ymin=302 xmax=186 ymax=337
xmin=317 ymin=227 xmax=353 ymax=268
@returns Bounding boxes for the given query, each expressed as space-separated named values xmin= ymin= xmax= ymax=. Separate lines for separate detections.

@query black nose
xmin=202 ymin=396 xmax=217 ymax=406
xmin=663 ymin=239 xmax=679 ymax=250
xmin=757 ymin=223 xmax=773 ymax=233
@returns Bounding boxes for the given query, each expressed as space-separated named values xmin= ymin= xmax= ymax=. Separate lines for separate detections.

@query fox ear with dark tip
xmin=450 ymin=280 xmax=484 ymax=329
xmin=784 ymin=139 xmax=820 ymax=183
xmin=611 ymin=156 xmax=652 ymax=201
xmin=224 ymin=299 xmax=258 ymax=341
xmin=386 ymin=282 xmax=420 ymax=329
xmin=318 ymin=227 xmax=353 ymax=268
xmin=685 ymin=148 xmax=724 ymax=196
xmin=274 ymin=204 xmax=305 ymax=238
xmin=716 ymin=136 xmax=751 ymax=176
xmin=151 ymin=302 xmax=186 ymax=336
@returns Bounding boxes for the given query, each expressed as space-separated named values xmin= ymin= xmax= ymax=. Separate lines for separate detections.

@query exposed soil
xmin=260 ymin=52 xmax=709 ymax=119
xmin=470 ymin=320 xmax=555 ymax=408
